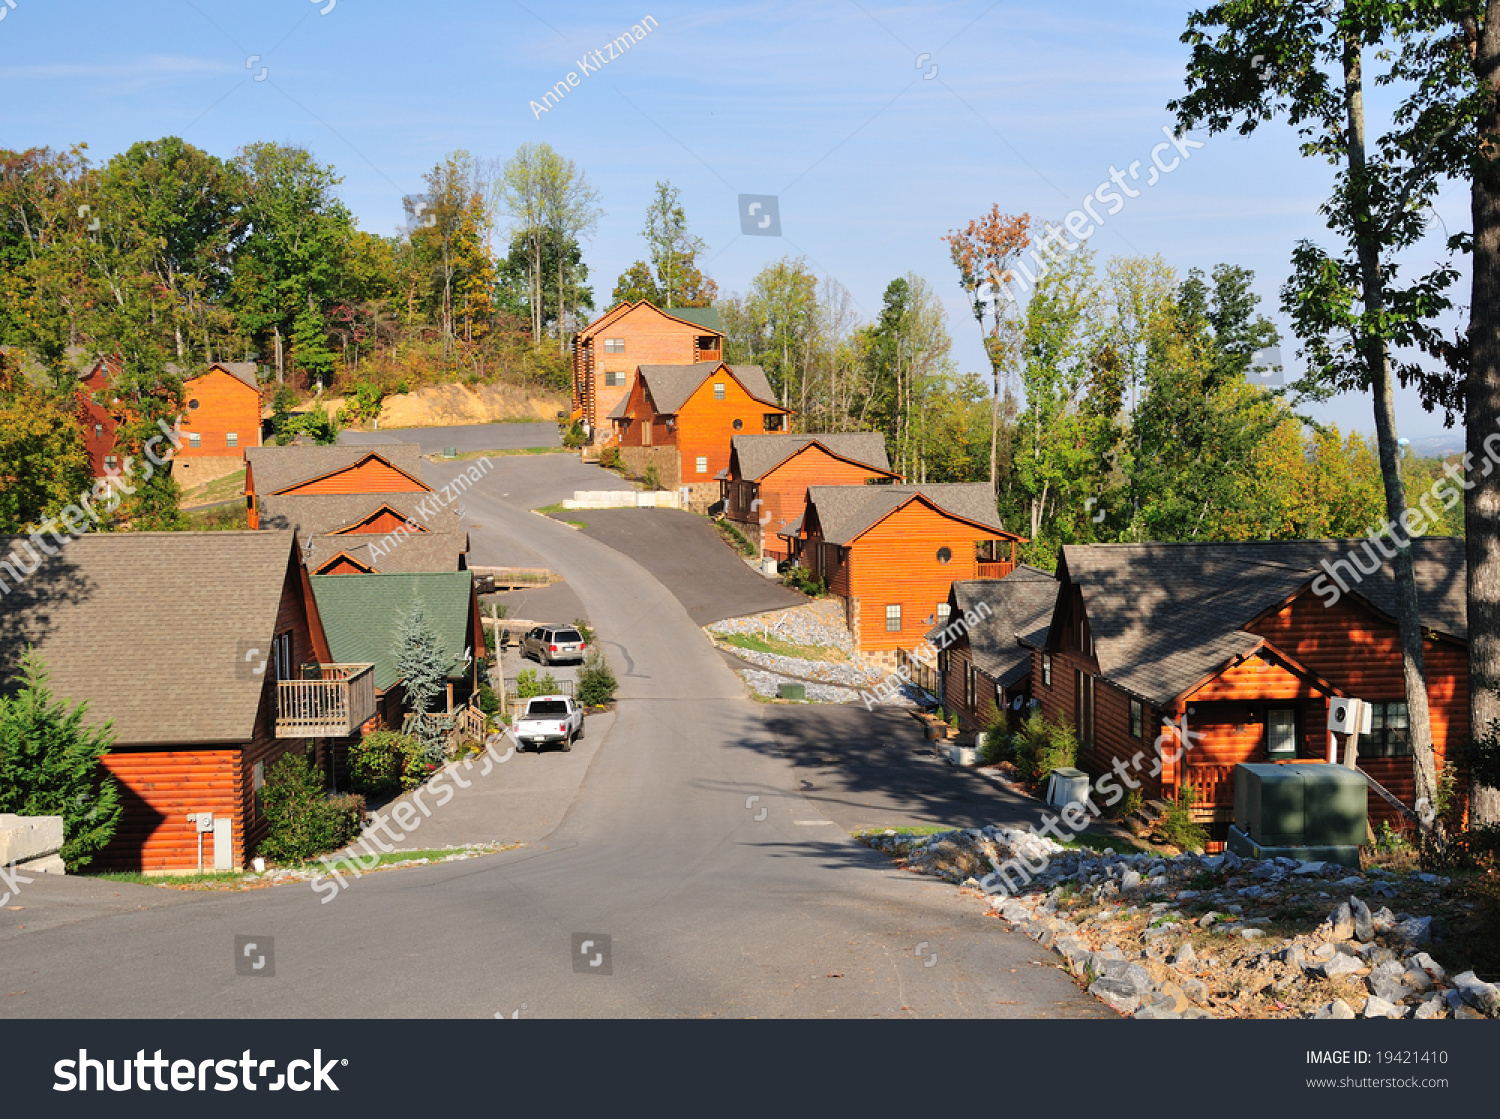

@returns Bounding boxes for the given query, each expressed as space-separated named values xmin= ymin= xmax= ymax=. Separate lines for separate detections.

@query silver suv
xmin=521 ymin=625 xmax=587 ymax=666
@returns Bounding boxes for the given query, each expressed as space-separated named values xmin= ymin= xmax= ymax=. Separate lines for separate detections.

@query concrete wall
xmin=563 ymin=490 xmax=684 ymax=510
xmin=0 ymin=814 xmax=66 ymax=874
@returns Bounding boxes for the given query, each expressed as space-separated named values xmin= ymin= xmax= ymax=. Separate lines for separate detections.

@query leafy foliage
xmin=514 ymin=668 xmax=558 ymax=699
xmin=347 ymin=730 xmax=423 ymax=798
xmin=576 ymin=648 xmax=617 ymax=707
xmin=257 ymin=748 xmax=366 ymax=863
xmin=393 ymin=601 xmax=449 ymax=765
xmin=0 ymin=649 xmax=122 ymax=870
xmin=1006 ymin=708 xmax=1079 ymax=785
xmin=1157 ymin=786 xmax=1208 ymax=853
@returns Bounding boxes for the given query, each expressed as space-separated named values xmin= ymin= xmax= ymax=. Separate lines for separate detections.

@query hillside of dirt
xmin=324 ymin=382 xmax=567 ymax=430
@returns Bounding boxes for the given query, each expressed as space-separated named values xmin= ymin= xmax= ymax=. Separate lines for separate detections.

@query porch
xmin=275 ymin=663 xmax=377 ymax=738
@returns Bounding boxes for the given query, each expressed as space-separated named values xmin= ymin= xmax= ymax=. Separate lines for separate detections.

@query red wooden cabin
xmin=722 ymin=433 xmax=900 ymax=560
xmin=1029 ymin=540 xmax=1468 ymax=843
xmin=243 ymin=444 xmax=428 ymax=529
xmin=791 ymin=483 xmax=1025 ymax=665
xmin=570 ymin=301 xmax=724 ymax=440
xmin=932 ymin=568 xmax=1058 ymax=731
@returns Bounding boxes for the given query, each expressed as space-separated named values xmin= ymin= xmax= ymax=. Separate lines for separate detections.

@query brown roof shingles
xmin=244 ymin=444 xmax=425 ymax=496
xmin=730 ymin=433 xmax=893 ymax=481
xmin=805 ymin=483 xmax=1012 ymax=545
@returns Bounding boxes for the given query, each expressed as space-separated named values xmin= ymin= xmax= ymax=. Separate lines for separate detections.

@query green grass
xmin=85 ymin=869 xmax=253 ymax=886
xmin=533 ymin=502 xmax=566 ymax=514
xmin=327 ymin=846 xmax=504 ymax=869
xmin=184 ymin=503 xmax=248 ymax=530
xmin=853 ymin=824 xmax=954 ymax=837
xmin=446 ymin=447 xmax=570 ymax=461
xmin=561 ymin=519 xmax=587 ymax=529
xmin=1059 ymin=833 xmax=1150 ymax=855
xmin=719 ymin=631 xmax=845 ymax=662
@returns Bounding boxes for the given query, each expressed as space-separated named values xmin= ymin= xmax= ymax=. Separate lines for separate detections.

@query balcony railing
xmin=276 ymin=663 xmax=377 ymax=739
xmin=977 ymin=561 xmax=1016 ymax=579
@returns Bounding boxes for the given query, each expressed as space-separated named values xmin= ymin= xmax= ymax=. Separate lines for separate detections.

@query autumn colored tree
xmin=943 ymin=206 xmax=1032 ymax=491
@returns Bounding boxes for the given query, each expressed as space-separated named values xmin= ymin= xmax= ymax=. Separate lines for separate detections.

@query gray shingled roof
xmin=256 ymin=492 xmax=459 ymax=537
xmin=804 ymin=483 xmax=1012 ymax=545
xmin=0 ymin=531 xmax=300 ymax=745
xmin=166 ymin=361 xmax=259 ymax=390
xmin=637 ymin=362 xmax=780 ymax=414
xmin=245 ymin=444 xmax=425 ymax=496
xmin=730 ymin=433 xmax=893 ymax=482
xmin=928 ymin=567 xmax=1058 ymax=688
xmin=1060 ymin=538 xmax=1468 ymax=705
xmin=306 ymin=532 xmax=468 ymax=574
xmin=606 ymin=393 xmax=632 ymax=421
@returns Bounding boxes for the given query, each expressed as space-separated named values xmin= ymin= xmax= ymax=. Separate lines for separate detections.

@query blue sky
xmin=2 ymin=0 xmax=1470 ymax=449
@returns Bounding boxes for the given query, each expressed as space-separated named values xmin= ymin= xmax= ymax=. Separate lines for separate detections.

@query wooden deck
xmin=276 ymin=664 xmax=376 ymax=738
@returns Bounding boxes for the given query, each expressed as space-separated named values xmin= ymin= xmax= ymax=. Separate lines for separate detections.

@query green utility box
xmin=1228 ymin=763 xmax=1367 ymax=867
xmin=777 ymin=683 xmax=805 ymax=701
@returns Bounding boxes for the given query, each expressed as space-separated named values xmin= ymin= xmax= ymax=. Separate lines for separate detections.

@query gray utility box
xmin=777 ymin=683 xmax=805 ymax=701
xmin=1228 ymin=763 xmax=1367 ymax=867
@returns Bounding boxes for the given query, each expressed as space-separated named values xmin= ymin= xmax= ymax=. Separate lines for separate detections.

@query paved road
xmin=340 ymin=421 xmax=561 ymax=454
xmin=0 ymin=441 xmax=1108 ymax=1020
xmin=559 ymin=508 xmax=805 ymax=624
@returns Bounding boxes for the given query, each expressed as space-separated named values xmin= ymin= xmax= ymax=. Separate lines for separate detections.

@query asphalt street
xmin=340 ymin=421 xmax=561 ymax=454
xmin=0 ymin=439 xmax=1110 ymax=1019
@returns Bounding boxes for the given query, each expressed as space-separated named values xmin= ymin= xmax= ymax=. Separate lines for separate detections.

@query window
xmin=271 ymin=632 xmax=293 ymax=683
xmin=1042 ymin=653 xmax=1052 ymax=688
xmin=1076 ymin=671 xmax=1096 ymax=753
xmin=763 ymin=414 xmax=783 ymax=432
xmin=1267 ymin=707 xmax=1298 ymax=758
xmin=713 ymin=382 xmax=726 ymax=401
xmin=1129 ymin=698 xmax=1143 ymax=739
xmin=226 ymin=432 xmax=238 ymax=448
xmin=733 ymin=418 xmax=743 ymax=430
xmin=695 ymin=456 xmax=708 ymax=474
xmin=1359 ymin=702 xmax=1412 ymax=757
xmin=103 ymin=454 xmax=117 ymax=471
xmin=187 ymin=399 xmax=200 ymax=410
xmin=936 ymin=547 xmax=952 ymax=565
xmin=885 ymin=604 xmax=901 ymax=632
xmin=937 ymin=603 xmax=951 ymax=627
xmin=698 ymin=335 xmax=720 ymax=351
xmin=643 ymin=422 xmax=651 ymax=446
xmin=93 ymin=423 xmax=103 ymax=438
xmin=188 ymin=433 xmax=201 ymax=448
xmin=253 ymin=761 xmax=265 ymax=818
xmin=604 ymin=338 xmax=625 ymax=354
xmin=965 ymin=663 xmax=976 ymax=710
xmin=604 ymin=371 xmax=626 ymax=387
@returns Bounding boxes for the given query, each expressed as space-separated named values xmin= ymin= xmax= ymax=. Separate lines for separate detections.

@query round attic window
xmin=188 ymin=399 xmax=200 ymax=410
xmin=937 ymin=547 xmax=952 ymax=564
xmin=733 ymin=418 xmax=743 ymax=430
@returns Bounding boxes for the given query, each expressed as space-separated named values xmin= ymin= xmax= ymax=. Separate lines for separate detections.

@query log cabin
xmin=1028 ymin=540 xmax=1468 ymax=845
xmin=930 ymin=567 xmax=1058 ymax=731
xmin=609 ymin=361 xmax=793 ymax=511
xmin=721 ymin=433 xmax=900 ymax=561
xmin=570 ymin=301 xmax=724 ymax=440
xmin=75 ymin=357 xmax=262 ymax=484
xmin=243 ymin=444 xmax=428 ymax=529
xmin=790 ymin=483 xmax=1026 ymax=667
xmin=0 ymin=531 xmax=377 ymax=872
xmin=309 ymin=571 xmax=486 ymax=729
xmin=255 ymin=492 xmax=468 ymax=574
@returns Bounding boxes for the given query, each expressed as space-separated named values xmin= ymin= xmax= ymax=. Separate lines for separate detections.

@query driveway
xmin=556 ymin=507 xmax=805 ymax=624
xmin=340 ymin=421 xmax=560 ymax=454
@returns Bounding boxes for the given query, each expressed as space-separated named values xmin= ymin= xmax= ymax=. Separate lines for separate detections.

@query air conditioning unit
xmin=1328 ymin=698 xmax=1373 ymax=735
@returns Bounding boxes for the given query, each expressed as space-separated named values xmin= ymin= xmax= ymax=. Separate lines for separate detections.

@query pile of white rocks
xmin=862 ymin=827 xmax=1499 ymax=1020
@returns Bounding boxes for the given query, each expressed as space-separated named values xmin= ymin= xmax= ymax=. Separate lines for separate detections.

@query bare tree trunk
xmin=274 ymin=324 xmax=284 ymax=384
xmin=1344 ymin=37 xmax=1441 ymax=831
xmin=1468 ymin=6 xmax=1500 ymax=825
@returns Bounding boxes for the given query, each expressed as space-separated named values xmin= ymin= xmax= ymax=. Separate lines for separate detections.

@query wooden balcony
xmin=276 ymin=664 xmax=377 ymax=739
xmin=977 ymin=561 xmax=1016 ymax=579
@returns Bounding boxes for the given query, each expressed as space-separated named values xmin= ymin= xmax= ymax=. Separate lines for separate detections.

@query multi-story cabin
xmin=609 ymin=361 xmax=792 ymax=511
xmin=570 ymin=301 xmax=724 ymax=440
xmin=76 ymin=357 xmax=262 ymax=484
xmin=1028 ymin=540 xmax=1469 ymax=843
xmin=791 ymin=483 xmax=1025 ymax=666
xmin=0 ymin=531 xmax=376 ymax=872
xmin=721 ymin=433 xmax=900 ymax=561
xmin=244 ymin=445 xmax=428 ymax=530
xmin=932 ymin=567 xmax=1058 ymax=731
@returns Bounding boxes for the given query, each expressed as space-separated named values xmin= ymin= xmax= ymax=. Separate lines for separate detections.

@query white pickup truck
xmin=514 ymin=695 xmax=584 ymax=752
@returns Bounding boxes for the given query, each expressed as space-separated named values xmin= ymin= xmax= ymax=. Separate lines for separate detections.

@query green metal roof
xmin=665 ymin=306 xmax=721 ymax=332
xmin=310 ymin=571 xmax=473 ymax=691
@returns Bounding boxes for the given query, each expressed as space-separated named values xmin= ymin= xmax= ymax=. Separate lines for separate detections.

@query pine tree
xmin=392 ymin=601 xmax=449 ymax=765
xmin=0 ymin=648 xmax=123 ymax=869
